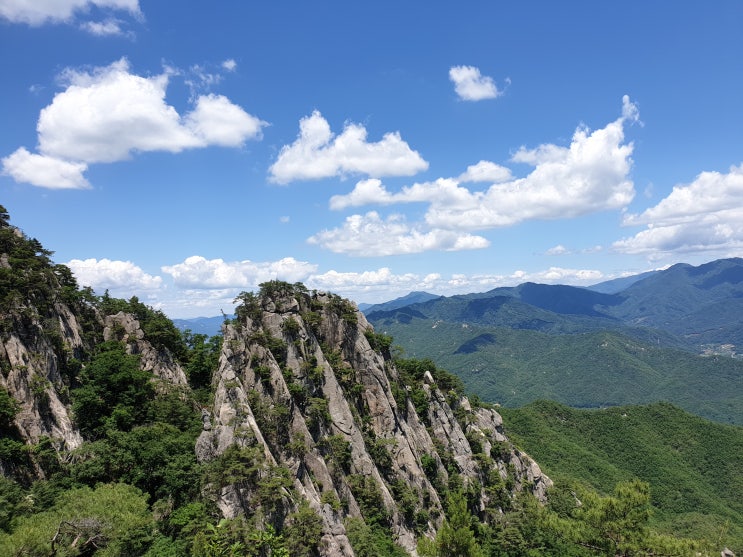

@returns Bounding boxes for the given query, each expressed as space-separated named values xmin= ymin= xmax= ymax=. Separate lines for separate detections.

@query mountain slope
xmin=368 ymin=286 xmax=681 ymax=346
xmin=600 ymin=258 xmax=743 ymax=350
xmin=370 ymin=316 xmax=743 ymax=424
xmin=587 ymin=269 xmax=660 ymax=293
xmin=0 ymin=204 xmax=553 ymax=556
xmin=359 ymin=291 xmax=441 ymax=314
xmin=197 ymin=283 xmax=552 ymax=554
xmin=499 ymin=400 xmax=743 ymax=551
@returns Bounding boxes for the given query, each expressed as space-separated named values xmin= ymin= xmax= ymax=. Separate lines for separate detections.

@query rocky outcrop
xmin=1 ymin=206 xmax=552 ymax=554
xmin=0 ymin=303 xmax=86 ymax=454
xmin=104 ymin=312 xmax=188 ymax=386
xmin=197 ymin=285 xmax=551 ymax=556
xmin=1 ymin=302 xmax=189 ymax=474
xmin=0 ymin=265 xmax=552 ymax=555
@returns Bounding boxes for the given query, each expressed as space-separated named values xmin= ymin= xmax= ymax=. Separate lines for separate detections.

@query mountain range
xmin=2 ymin=204 xmax=741 ymax=555
xmin=365 ymin=258 xmax=743 ymax=425
xmin=0 ymin=207 xmax=556 ymax=555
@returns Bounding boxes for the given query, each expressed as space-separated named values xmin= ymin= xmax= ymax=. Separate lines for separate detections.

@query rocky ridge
xmin=0 ymin=206 xmax=551 ymax=555
xmin=0 ymin=300 xmax=189 ymax=475
xmin=196 ymin=282 xmax=551 ymax=555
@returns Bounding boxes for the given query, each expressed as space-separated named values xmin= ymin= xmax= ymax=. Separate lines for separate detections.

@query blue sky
xmin=1 ymin=1 xmax=742 ymax=318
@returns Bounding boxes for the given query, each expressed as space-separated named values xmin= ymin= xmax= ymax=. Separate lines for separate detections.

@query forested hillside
xmin=0 ymin=205 xmax=733 ymax=556
xmin=367 ymin=261 xmax=743 ymax=425
xmin=499 ymin=401 xmax=743 ymax=551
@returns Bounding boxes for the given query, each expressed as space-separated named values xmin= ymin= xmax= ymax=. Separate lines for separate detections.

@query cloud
xmin=621 ymin=94 xmax=641 ymax=124
xmin=307 ymin=268 xmax=441 ymax=298
xmin=307 ymin=211 xmax=490 ymax=256
xmin=1 ymin=148 xmax=90 ymax=189
xmin=521 ymin=267 xmax=604 ymax=283
xmin=161 ymin=256 xmax=318 ymax=288
xmin=330 ymin=178 xmax=479 ymax=211
xmin=622 ymin=164 xmax=743 ymax=227
xmin=614 ymin=164 xmax=743 ymax=258
xmin=0 ymin=0 xmax=141 ymax=26
xmin=268 ymin=110 xmax=428 ymax=184
xmin=222 ymin=59 xmax=237 ymax=72
xmin=449 ymin=65 xmax=503 ymax=101
xmin=545 ymin=245 xmax=570 ymax=256
xmin=66 ymin=258 xmax=162 ymax=292
xmin=317 ymin=97 xmax=638 ymax=257
xmin=328 ymin=97 xmax=637 ymax=233
xmin=156 ymin=288 xmax=240 ymax=319
xmin=2 ymin=58 xmax=266 ymax=189
xmin=80 ymin=18 xmax=129 ymax=36
xmin=329 ymin=179 xmax=393 ymax=210
xmin=429 ymin=98 xmax=638 ymax=229
xmin=185 ymin=94 xmax=266 ymax=146
xmin=184 ymin=64 xmax=228 ymax=99
xmin=458 ymin=160 xmax=512 ymax=183
xmin=582 ymin=245 xmax=603 ymax=254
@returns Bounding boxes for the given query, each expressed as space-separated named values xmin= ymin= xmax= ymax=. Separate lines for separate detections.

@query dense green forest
xmin=370 ymin=317 xmax=743 ymax=425
xmin=0 ymin=205 xmax=738 ymax=556
xmin=499 ymin=401 xmax=743 ymax=551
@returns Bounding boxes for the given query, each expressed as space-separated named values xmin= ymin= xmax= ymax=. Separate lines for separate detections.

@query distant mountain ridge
xmin=173 ymin=314 xmax=231 ymax=336
xmin=587 ymin=269 xmax=659 ymax=293
xmin=358 ymin=291 xmax=440 ymax=313
xmin=600 ymin=258 xmax=743 ymax=349
xmin=368 ymin=258 xmax=743 ymax=353
xmin=366 ymin=258 xmax=743 ymax=425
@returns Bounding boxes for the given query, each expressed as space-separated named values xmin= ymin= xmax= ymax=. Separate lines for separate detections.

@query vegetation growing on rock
xmin=0 ymin=205 xmax=736 ymax=556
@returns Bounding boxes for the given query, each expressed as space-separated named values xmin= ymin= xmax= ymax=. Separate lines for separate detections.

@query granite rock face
xmin=1 ymin=212 xmax=551 ymax=554
xmin=0 ymin=297 xmax=189 ymax=477
xmin=0 ymin=302 xmax=86 ymax=455
xmin=104 ymin=311 xmax=188 ymax=386
xmin=197 ymin=284 xmax=551 ymax=556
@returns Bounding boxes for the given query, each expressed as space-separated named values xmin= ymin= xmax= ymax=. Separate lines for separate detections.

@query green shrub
xmin=347 ymin=475 xmax=390 ymax=527
xmin=319 ymin=434 xmax=352 ymax=472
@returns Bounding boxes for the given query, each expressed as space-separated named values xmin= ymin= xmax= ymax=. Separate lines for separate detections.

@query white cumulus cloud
xmin=329 ymin=179 xmax=394 ymax=210
xmin=67 ymin=258 xmax=162 ymax=292
xmin=1 ymin=148 xmax=89 ymax=189
xmin=185 ymin=94 xmax=266 ymax=146
xmin=161 ymin=256 xmax=317 ymax=289
xmin=0 ymin=0 xmax=141 ymax=26
xmin=426 ymin=98 xmax=638 ymax=229
xmin=2 ymin=58 xmax=266 ymax=189
xmin=458 ymin=160 xmax=512 ymax=183
xmin=321 ymin=98 xmax=638 ymax=257
xmin=546 ymin=245 xmax=570 ymax=256
xmin=328 ymin=97 xmax=637 ymax=235
xmin=80 ymin=18 xmax=128 ymax=36
xmin=268 ymin=110 xmax=428 ymax=184
xmin=524 ymin=267 xmax=604 ymax=283
xmin=307 ymin=211 xmax=489 ymax=256
xmin=449 ymin=65 xmax=503 ymax=101
xmin=330 ymin=178 xmax=480 ymax=211
xmin=614 ymin=164 xmax=743 ymax=258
